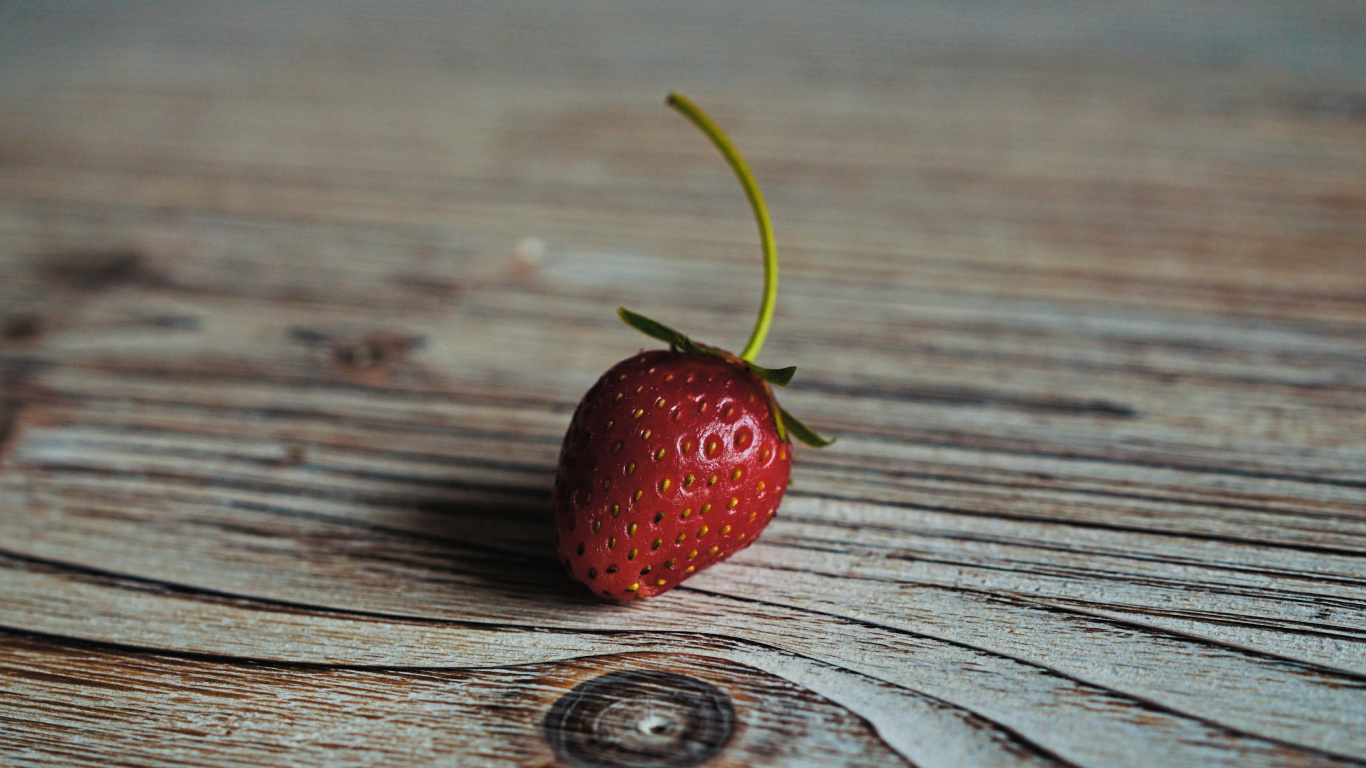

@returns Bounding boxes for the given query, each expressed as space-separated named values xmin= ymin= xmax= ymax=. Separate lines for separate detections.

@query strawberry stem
xmin=666 ymin=92 xmax=777 ymax=363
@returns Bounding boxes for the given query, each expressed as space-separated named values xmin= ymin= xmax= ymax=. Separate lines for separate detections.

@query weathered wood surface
xmin=1 ymin=2 xmax=1364 ymax=766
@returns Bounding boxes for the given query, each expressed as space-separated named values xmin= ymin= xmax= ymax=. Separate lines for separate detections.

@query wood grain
xmin=0 ymin=630 xmax=914 ymax=767
xmin=1 ymin=1 xmax=1364 ymax=765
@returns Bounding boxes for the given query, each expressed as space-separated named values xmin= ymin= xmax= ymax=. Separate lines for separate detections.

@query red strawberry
xmin=552 ymin=93 xmax=832 ymax=600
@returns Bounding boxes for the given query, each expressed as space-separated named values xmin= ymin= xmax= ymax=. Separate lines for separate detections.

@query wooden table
xmin=2 ymin=2 xmax=1364 ymax=766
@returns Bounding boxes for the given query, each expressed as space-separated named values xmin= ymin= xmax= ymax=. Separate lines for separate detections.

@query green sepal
xmin=618 ymin=307 xmax=689 ymax=348
xmin=779 ymin=407 xmax=836 ymax=448
xmin=770 ymin=401 xmax=789 ymax=443
xmin=618 ymin=306 xmax=830 ymax=447
xmin=746 ymin=363 xmax=796 ymax=387
xmin=619 ymin=309 xmax=796 ymax=387
xmin=617 ymin=308 xmax=722 ymax=358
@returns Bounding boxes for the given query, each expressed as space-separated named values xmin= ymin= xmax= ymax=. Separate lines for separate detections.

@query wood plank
xmin=1 ymin=0 xmax=1364 ymax=765
xmin=0 ymin=630 xmax=910 ymax=767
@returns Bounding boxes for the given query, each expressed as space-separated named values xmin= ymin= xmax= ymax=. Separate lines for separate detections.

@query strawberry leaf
xmin=779 ymin=407 xmax=835 ymax=447
xmin=618 ymin=307 xmax=690 ymax=348
xmin=770 ymin=402 xmax=789 ymax=443
xmin=746 ymin=363 xmax=796 ymax=387
xmin=618 ymin=307 xmax=733 ymax=361
xmin=618 ymin=306 xmax=817 ymax=445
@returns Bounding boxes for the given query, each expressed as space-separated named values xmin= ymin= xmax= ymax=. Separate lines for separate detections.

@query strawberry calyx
xmin=627 ymin=92 xmax=834 ymax=449
xmin=617 ymin=307 xmax=833 ymax=447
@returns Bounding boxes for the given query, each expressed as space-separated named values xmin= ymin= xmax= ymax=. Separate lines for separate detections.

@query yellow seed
xmin=627 ymin=461 xmax=636 ymax=475
xmin=612 ymin=441 xmax=623 ymax=454
xmin=627 ymin=522 xmax=637 ymax=536
xmin=724 ymin=405 xmax=735 ymax=418
xmin=682 ymin=440 xmax=693 ymax=454
xmin=676 ymin=533 xmax=687 ymax=543
xmin=721 ymin=525 xmax=731 ymax=535
xmin=655 ymin=511 xmax=666 ymax=524
xmin=655 ymin=448 xmax=666 ymax=460
xmin=731 ymin=468 xmax=743 ymax=482
xmin=706 ymin=440 xmax=718 ymax=456
xmin=627 ymin=582 xmax=639 ymax=592
xmin=672 ymin=411 xmax=681 ymax=422
xmin=608 ymin=537 xmax=616 ymax=549
xmin=685 ymin=565 xmax=696 ymax=573
xmin=619 ymin=374 xmax=627 ymax=380
xmin=697 ymin=525 xmax=709 ymax=538
xmin=628 ymin=548 xmax=638 ymax=560
xmin=701 ymin=503 xmax=712 ymax=515
xmin=612 ymin=504 xmax=621 ymax=517
xmin=665 ymin=374 xmax=674 ymax=382
xmin=642 ymin=429 xmax=652 ymax=440
xmin=708 ymin=545 xmax=719 ymax=555
xmin=738 ymin=533 xmax=746 ymax=541
xmin=683 ymin=474 xmax=695 ymax=487
xmin=593 ymin=519 xmax=603 ymax=532
xmin=655 ymin=397 xmax=666 ymax=408
xmin=660 ymin=478 xmax=671 ymax=492
xmin=680 ymin=508 xmax=692 ymax=520
xmin=728 ymin=497 xmax=738 ymax=510
xmin=656 ymin=578 xmax=667 ymax=586
xmin=665 ymin=558 xmax=676 ymax=568
xmin=633 ymin=408 xmax=645 ymax=420
xmin=652 ymin=538 xmax=663 ymax=550
xmin=779 ymin=448 xmax=787 ymax=460
xmin=747 ymin=511 xmax=756 ymax=521
xmin=687 ymin=549 xmax=698 ymax=559
xmin=633 ymin=489 xmax=643 ymax=502
xmin=602 ymin=478 xmax=612 ymax=490
xmin=767 ymin=508 xmax=775 ymax=516
xmin=614 ymin=393 xmax=624 ymax=403
xmin=756 ymin=481 xmax=765 ymax=493
xmin=708 ymin=474 xmax=718 ymax=487
xmin=761 ymin=447 xmax=771 ymax=461
xmin=605 ymin=420 xmax=615 ymax=431
xmin=699 ymin=401 xmax=708 ymax=413
xmin=635 ymin=385 xmax=643 ymax=393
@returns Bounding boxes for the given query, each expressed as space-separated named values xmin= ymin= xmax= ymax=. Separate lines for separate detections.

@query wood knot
xmin=544 ymin=670 xmax=735 ymax=768
xmin=38 ymin=249 xmax=148 ymax=291
xmin=332 ymin=332 xmax=424 ymax=371
xmin=2 ymin=314 xmax=44 ymax=343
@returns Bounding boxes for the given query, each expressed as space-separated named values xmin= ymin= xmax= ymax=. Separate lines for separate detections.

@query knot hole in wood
xmin=543 ymin=669 xmax=736 ymax=768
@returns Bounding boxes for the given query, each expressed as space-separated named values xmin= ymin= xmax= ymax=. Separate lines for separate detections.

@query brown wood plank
xmin=1 ymin=1 xmax=1364 ymax=765
xmin=0 ymin=631 xmax=911 ymax=767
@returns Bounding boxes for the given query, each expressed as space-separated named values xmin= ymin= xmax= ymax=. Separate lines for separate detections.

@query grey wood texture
xmin=0 ymin=2 xmax=1364 ymax=766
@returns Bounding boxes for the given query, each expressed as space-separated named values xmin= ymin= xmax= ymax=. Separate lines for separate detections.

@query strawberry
xmin=553 ymin=93 xmax=832 ymax=600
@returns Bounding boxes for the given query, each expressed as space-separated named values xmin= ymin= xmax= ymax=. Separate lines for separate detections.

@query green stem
xmin=666 ymin=92 xmax=777 ymax=363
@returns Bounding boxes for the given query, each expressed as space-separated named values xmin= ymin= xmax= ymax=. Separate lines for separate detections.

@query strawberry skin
xmin=554 ymin=349 xmax=792 ymax=599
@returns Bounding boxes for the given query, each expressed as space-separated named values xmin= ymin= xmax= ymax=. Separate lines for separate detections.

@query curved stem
xmin=666 ymin=92 xmax=776 ymax=363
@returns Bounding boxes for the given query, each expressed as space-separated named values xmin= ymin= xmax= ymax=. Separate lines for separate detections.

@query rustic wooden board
xmin=1 ymin=2 xmax=1364 ymax=766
